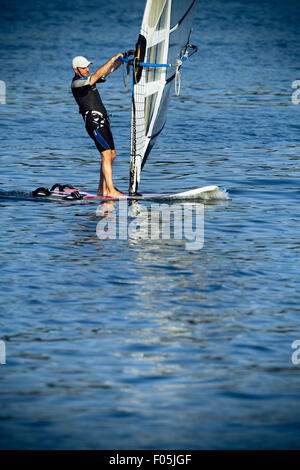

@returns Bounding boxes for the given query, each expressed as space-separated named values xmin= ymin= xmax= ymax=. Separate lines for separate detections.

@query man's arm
xmin=90 ymin=53 xmax=123 ymax=86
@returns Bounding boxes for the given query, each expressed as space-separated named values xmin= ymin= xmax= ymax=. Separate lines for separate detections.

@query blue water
xmin=0 ymin=0 xmax=300 ymax=450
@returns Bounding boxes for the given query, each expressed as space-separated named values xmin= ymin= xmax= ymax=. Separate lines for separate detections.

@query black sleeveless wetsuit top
xmin=71 ymin=75 xmax=108 ymax=117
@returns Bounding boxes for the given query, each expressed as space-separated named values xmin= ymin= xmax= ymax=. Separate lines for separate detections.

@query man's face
xmin=75 ymin=65 xmax=90 ymax=77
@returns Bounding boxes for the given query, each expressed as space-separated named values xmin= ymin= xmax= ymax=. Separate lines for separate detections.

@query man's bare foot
xmin=97 ymin=188 xmax=126 ymax=198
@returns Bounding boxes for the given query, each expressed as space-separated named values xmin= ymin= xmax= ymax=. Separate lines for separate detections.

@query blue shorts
xmin=84 ymin=111 xmax=115 ymax=153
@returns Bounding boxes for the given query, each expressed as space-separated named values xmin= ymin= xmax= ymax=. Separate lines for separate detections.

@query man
xmin=71 ymin=54 xmax=124 ymax=198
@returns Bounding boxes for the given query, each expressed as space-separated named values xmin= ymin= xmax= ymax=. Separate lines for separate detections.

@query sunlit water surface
xmin=0 ymin=0 xmax=299 ymax=449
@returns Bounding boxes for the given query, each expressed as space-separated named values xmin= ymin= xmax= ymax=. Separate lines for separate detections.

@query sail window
xmin=148 ymin=0 xmax=168 ymax=29
xmin=145 ymin=92 xmax=158 ymax=135
xmin=145 ymin=40 xmax=165 ymax=83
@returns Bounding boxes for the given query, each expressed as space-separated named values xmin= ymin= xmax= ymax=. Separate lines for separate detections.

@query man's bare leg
xmin=97 ymin=149 xmax=124 ymax=197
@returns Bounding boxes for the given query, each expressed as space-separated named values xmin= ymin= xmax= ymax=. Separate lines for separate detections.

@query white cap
xmin=72 ymin=56 xmax=93 ymax=69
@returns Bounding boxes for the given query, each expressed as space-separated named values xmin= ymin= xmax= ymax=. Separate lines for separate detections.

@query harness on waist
xmin=84 ymin=110 xmax=110 ymax=130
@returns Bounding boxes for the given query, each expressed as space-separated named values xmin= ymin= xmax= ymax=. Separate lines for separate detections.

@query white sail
xmin=129 ymin=0 xmax=199 ymax=194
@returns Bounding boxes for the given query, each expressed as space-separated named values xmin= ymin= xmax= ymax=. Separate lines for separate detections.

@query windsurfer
xmin=71 ymin=54 xmax=125 ymax=197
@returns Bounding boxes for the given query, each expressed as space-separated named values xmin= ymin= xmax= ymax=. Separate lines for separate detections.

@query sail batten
xmin=128 ymin=0 xmax=199 ymax=194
